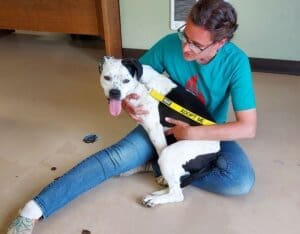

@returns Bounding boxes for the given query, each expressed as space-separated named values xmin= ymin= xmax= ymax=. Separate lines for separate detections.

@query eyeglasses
xmin=177 ymin=24 xmax=215 ymax=54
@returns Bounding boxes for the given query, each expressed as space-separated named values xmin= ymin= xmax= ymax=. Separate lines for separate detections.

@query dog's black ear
xmin=121 ymin=58 xmax=143 ymax=81
xmin=98 ymin=56 xmax=114 ymax=73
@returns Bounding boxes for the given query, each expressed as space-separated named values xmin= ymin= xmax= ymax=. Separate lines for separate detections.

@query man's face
xmin=180 ymin=20 xmax=225 ymax=64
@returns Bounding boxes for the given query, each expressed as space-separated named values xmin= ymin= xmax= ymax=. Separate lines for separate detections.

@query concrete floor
xmin=0 ymin=32 xmax=299 ymax=234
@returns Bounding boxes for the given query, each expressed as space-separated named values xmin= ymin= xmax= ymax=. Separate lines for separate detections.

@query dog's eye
xmin=104 ymin=76 xmax=111 ymax=81
xmin=123 ymin=79 xmax=130 ymax=84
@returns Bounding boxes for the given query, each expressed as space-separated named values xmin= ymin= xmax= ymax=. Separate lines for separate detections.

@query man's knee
xmin=224 ymin=170 xmax=255 ymax=196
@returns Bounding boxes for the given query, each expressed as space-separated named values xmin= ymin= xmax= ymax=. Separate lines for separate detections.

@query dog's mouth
xmin=107 ymin=89 xmax=122 ymax=116
xmin=108 ymin=99 xmax=122 ymax=116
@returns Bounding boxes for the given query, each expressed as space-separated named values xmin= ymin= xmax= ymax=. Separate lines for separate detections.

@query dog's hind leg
xmin=142 ymin=146 xmax=186 ymax=207
xmin=155 ymin=175 xmax=168 ymax=187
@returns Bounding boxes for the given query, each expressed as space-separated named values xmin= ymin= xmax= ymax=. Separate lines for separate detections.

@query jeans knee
xmin=234 ymin=180 xmax=254 ymax=195
xmin=226 ymin=170 xmax=255 ymax=196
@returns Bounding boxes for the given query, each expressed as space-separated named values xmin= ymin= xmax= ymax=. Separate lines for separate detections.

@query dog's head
xmin=99 ymin=56 xmax=143 ymax=116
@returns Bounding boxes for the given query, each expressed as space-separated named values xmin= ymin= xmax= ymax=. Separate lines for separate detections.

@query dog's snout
xmin=109 ymin=89 xmax=121 ymax=100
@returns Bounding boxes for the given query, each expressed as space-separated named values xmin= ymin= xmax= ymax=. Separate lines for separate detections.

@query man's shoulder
xmin=160 ymin=33 xmax=179 ymax=41
xmin=222 ymin=42 xmax=248 ymax=60
xmin=155 ymin=33 xmax=180 ymax=48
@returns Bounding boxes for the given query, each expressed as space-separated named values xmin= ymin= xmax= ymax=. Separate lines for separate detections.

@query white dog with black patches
xmin=99 ymin=56 xmax=220 ymax=207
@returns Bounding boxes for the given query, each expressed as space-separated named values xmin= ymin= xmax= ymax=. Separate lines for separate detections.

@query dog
xmin=99 ymin=56 xmax=220 ymax=207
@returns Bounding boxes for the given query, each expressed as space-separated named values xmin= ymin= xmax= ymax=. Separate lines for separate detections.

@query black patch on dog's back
xmin=158 ymin=85 xmax=215 ymax=128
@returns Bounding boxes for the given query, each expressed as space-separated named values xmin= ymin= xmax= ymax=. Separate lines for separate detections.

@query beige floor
xmin=0 ymin=32 xmax=299 ymax=234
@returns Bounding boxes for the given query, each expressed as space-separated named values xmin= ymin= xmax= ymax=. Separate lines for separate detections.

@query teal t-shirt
xmin=139 ymin=33 xmax=256 ymax=123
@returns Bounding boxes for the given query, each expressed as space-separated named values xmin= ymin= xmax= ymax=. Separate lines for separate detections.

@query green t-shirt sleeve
xmin=230 ymin=56 xmax=256 ymax=111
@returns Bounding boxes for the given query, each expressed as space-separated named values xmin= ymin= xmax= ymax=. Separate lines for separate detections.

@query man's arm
xmin=165 ymin=109 xmax=257 ymax=141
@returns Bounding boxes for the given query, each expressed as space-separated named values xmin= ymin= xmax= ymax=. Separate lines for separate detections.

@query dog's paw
xmin=142 ymin=189 xmax=184 ymax=207
xmin=142 ymin=195 xmax=158 ymax=208
xmin=155 ymin=176 xmax=168 ymax=187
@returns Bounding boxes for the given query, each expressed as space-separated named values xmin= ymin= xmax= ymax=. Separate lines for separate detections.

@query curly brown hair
xmin=188 ymin=0 xmax=238 ymax=42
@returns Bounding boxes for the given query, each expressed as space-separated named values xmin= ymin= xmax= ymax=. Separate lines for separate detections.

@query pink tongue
xmin=109 ymin=99 xmax=122 ymax=116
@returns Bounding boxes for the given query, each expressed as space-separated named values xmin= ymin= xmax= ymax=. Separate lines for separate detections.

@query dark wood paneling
xmin=0 ymin=0 xmax=122 ymax=57
xmin=0 ymin=1 xmax=101 ymax=36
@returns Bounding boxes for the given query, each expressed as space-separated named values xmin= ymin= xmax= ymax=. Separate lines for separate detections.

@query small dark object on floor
xmin=51 ymin=167 xmax=57 ymax=171
xmin=83 ymin=134 xmax=99 ymax=143
xmin=82 ymin=229 xmax=91 ymax=234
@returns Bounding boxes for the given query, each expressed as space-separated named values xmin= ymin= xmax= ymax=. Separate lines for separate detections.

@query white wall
xmin=119 ymin=0 xmax=300 ymax=61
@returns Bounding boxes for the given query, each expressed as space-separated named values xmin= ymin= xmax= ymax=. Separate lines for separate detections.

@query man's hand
xmin=164 ymin=117 xmax=191 ymax=140
xmin=122 ymin=93 xmax=149 ymax=123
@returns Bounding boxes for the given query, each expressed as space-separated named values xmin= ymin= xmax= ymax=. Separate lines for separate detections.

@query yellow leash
xmin=149 ymin=89 xmax=215 ymax=126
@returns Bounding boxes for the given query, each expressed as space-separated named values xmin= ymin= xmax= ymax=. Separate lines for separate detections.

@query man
xmin=8 ymin=1 xmax=256 ymax=233
xmin=124 ymin=0 xmax=256 ymax=195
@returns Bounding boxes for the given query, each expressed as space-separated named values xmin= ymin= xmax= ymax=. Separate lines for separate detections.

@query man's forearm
xmin=186 ymin=121 xmax=256 ymax=141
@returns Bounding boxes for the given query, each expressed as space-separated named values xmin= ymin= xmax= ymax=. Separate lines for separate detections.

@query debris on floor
xmin=51 ymin=167 xmax=57 ymax=171
xmin=83 ymin=134 xmax=99 ymax=144
xmin=81 ymin=229 xmax=91 ymax=234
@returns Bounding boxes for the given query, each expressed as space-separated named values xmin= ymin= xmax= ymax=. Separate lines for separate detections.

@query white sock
xmin=20 ymin=200 xmax=43 ymax=220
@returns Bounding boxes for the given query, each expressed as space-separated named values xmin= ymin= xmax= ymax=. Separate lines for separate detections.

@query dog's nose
xmin=109 ymin=89 xmax=121 ymax=100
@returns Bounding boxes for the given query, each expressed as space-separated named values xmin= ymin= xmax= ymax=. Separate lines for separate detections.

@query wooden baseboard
xmin=249 ymin=57 xmax=299 ymax=76
xmin=122 ymin=48 xmax=146 ymax=59
xmin=122 ymin=48 xmax=300 ymax=76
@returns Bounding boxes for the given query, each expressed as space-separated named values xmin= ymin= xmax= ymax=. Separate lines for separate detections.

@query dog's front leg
xmin=143 ymin=121 xmax=167 ymax=155
xmin=142 ymin=120 xmax=170 ymax=187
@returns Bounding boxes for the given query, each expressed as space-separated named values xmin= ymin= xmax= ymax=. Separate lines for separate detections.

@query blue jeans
xmin=34 ymin=125 xmax=255 ymax=218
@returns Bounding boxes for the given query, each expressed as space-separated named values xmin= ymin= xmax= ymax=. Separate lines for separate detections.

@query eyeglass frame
xmin=177 ymin=24 xmax=216 ymax=54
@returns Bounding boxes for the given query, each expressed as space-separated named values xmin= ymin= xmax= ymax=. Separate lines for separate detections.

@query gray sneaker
xmin=7 ymin=216 xmax=35 ymax=234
